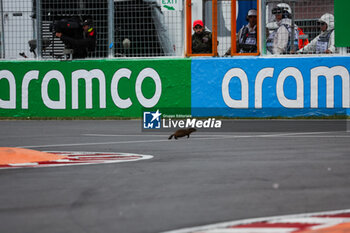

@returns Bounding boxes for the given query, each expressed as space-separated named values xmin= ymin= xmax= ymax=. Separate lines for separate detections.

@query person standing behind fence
xmin=56 ymin=19 xmax=96 ymax=58
xmin=297 ymin=13 xmax=336 ymax=54
xmin=298 ymin=27 xmax=309 ymax=49
xmin=192 ymin=20 xmax=212 ymax=54
xmin=266 ymin=3 xmax=298 ymax=55
xmin=224 ymin=9 xmax=257 ymax=56
xmin=237 ymin=9 xmax=257 ymax=53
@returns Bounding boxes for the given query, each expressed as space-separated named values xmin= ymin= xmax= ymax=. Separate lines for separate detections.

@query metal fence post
xmin=36 ymin=0 xmax=41 ymax=59
xmin=108 ymin=0 xmax=114 ymax=58
xmin=0 ymin=0 xmax=5 ymax=58
xmin=290 ymin=0 xmax=295 ymax=53
xmin=261 ymin=0 xmax=266 ymax=55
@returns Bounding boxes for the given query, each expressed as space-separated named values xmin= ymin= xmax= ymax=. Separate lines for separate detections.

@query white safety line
xmin=86 ymin=131 xmax=347 ymax=138
xmin=19 ymin=139 xmax=173 ymax=149
xmin=83 ymin=134 xmax=169 ymax=137
xmin=195 ymin=229 xmax=297 ymax=233
xmin=269 ymin=217 xmax=350 ymax=224
xmin=8 ymin=162 xmax=38 ymax=166
xmin=0 ymin=152 xmax=154 ymax=169
xmin=161 ymin=209 xmax=350 ymax=233
xmin=277 ymin=135 xmax=350 ymax=137
xmin=12 ymin=131 xmax=348 ymax=149
xmin=83 ymin=133 xmax=230 ymax=138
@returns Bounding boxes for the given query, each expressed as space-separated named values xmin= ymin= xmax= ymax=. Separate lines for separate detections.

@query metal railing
xmin=0 ymin=0 xmax=347 ymax=59
xmin=0 ymin=0 xmax=184 ymax=59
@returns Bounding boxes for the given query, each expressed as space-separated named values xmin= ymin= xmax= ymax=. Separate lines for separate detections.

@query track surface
xmin=0 ymin=120 xmax=349 ymax=233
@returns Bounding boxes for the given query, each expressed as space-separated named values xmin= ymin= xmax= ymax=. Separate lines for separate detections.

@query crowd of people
xmin=192 ymin=3 xmax=336 ymax=56
xmin=54 ymin=4 xmax=335 ymax=58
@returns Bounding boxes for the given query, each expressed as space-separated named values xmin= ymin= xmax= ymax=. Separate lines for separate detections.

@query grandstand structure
xmin=0 ymin=0 xmax=346 ymax=59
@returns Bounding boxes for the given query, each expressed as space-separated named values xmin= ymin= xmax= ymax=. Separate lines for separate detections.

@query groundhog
xmin=168 ymin=128 xmax=196 ymax=140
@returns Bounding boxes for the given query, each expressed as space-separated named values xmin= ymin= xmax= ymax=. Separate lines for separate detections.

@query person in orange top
xmin=298 ymin=27 xmax=309 ymax=49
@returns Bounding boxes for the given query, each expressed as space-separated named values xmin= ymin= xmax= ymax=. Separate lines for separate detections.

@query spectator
xmin=266 ymin=20 xmax=308 ymax=50
xmin=266 ymin=3 xmax=298 ymax=54
xmin=224 ymin=9 xmax=257 ymax=56
xmin=297 ymin=13 xmax=336 ymax=54
xmin=56 ymin=19 xmax=96 ymax=58
xmin=237 ymin=9 xmax=258 ymax=53
xmin=298 ymin=27 xmax=309 ymax=49
xmin=192 ymin=20 xmax=212 ymax=54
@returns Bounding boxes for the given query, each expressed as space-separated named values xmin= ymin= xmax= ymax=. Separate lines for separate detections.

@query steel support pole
xmin=108 ymin=0 xmax=114 ymax=58
xmin=0 ymin=0 xmax=6 ymax=58
xmin=36 ymin=0 xmax=41 ymax=59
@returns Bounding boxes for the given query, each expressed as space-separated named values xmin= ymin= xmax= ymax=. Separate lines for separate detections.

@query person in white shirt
xmin=297 ymin=13 xmax=336 ymax=54
xmin=266 ymin=3 xmax=298 ymax=55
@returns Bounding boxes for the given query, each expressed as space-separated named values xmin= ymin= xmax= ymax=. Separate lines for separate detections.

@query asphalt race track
xmin=0 ymin=120 xmax=349 ymax=233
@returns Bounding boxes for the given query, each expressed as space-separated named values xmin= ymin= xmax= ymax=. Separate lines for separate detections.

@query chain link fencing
xmin=0 ymin=0 xmax=348 ymax=59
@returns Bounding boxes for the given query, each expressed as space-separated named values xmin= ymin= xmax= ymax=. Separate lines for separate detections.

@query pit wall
xmin=0 ymin=57 xmax=349 ymax=118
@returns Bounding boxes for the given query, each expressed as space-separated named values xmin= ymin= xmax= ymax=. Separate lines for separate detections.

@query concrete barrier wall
xmin=0 ymin=56 xmax=349 ymax=118
xmin=0 ymin=59 xmax=191 ymax=117
xmin=192 ymin=57 xmax=350 ymax=117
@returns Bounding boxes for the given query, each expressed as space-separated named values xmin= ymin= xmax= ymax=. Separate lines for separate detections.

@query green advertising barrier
xmin=335 ymin=0 xmax=350 ymax=47
xmin=0 ymin=59 xmax=191 ymax=118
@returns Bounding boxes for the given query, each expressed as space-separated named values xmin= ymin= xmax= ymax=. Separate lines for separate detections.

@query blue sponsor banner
xmin=191 ymin=57 xmax=350 ymax=117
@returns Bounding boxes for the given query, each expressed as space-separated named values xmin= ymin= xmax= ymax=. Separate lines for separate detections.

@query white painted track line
xmin=161 ymin=209 xmax=350 ymax=233
xmin=269 ymin=217 xmax=350 ymax=224
xmin=14 ymin=131 xmax=349 ymax=149
xmin=195 ymin=229 xmax=297 ymax=233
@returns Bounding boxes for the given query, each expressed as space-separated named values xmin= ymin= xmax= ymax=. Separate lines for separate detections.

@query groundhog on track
xmin=168 ymin=128 xmax=196 ymax=140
